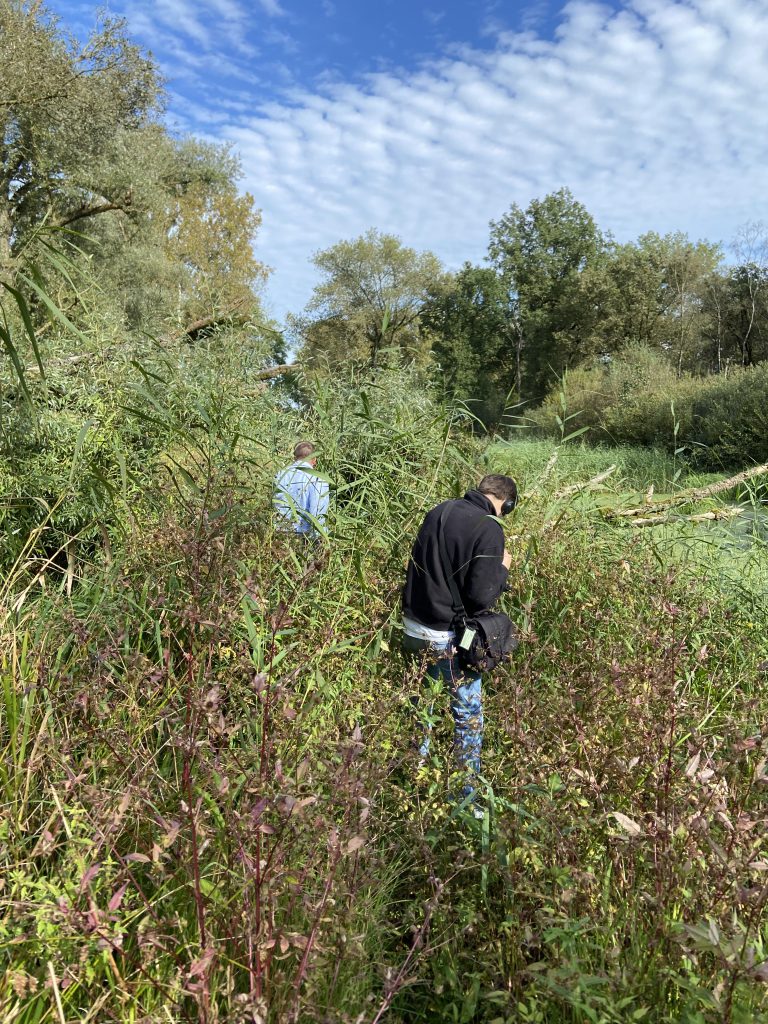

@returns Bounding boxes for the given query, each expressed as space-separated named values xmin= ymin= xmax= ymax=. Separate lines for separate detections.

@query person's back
xmin=273 ymin=441 xmax=329 ymax=537
xmin=402 ymin=488 xmax=510 ymax=631
xmin=401 ymin=475 xmax=518 ymax=815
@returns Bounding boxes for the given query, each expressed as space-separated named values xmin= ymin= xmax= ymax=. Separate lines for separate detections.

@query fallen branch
xmin=624 ymin=507 xmax=746 ymax=529
xmin=553 ymin=465 xmax=617 ymax=500
xmin=604 ymin=463 xmax=768 ymax=520
xmin=523 ymin=450 xmax=558 ymax=500
xmin=184 ymin=312 xmax=248 ymax=341
xmin=253 ymin=362 xmax=298 ymax=381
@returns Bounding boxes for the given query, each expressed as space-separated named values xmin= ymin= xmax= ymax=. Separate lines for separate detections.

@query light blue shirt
xmin=273 ymin=460 xmax=330 ymax=536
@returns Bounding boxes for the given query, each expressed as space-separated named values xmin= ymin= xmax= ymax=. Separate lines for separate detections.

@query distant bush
xmin=526 ymin=346 xmax=768 ymax=469
xmin=689 ymin=362 xmax=768 ymax=468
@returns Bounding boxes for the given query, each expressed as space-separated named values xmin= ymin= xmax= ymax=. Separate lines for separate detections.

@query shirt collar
xmin=463 ymin=490 xmax=495 ymax=514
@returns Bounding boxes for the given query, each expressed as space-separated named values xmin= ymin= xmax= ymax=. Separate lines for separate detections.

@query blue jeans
xmin=414 ymin=646 xmax=483 ymax=799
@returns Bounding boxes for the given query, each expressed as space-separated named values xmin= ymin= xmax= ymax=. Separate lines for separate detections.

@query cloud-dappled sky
xmin=50 ymin=0 xmax=768 ymax=322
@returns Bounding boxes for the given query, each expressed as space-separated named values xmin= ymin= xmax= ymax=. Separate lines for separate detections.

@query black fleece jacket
xmin=402 ymin=490 xmax=509 ymax=631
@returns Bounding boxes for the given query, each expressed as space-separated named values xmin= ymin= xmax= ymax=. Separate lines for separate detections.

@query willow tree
xmin=0 ymin=1 xmax=268 ymax=334
xmin=0 ymin=1 xmax=159 ymax=270
xmin=164 ymin=171 xmax=269 ymax=329
xmin=294 ymin=229 xmax=446 ymax=368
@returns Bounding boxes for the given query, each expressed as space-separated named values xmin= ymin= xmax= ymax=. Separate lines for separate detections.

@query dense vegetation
xmin=2 ymin=3 xmax=768 ymax=1022
xmin=292 ymin=198 xmax=768 ymax=443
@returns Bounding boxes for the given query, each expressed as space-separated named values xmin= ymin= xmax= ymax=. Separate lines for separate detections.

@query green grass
xmin=2 ymin=359 xmax=768 ymax=1023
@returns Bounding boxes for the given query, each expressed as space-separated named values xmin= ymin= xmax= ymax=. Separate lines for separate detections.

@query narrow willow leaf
xmin=17 ymin=268 xmax=86 ymax=342
xmin=70 ymin=419 xmax=96 ymax=485
xmin=0 ymin=321 xmax=33 ymax=406
xmin=1 ymin=281 xmax=46 ymax=380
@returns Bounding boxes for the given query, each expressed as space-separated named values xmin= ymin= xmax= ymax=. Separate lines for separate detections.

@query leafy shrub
xmin=527 ymin=346 xmax=768 ymax=469
xmin=689 ymin=362 xmax=768 ymax=468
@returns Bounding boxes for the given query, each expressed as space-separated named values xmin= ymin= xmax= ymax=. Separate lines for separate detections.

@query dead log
xmin=623 ymin=507 xmax=746 ymax=529
xmin=183 ymin=312 xmax=249 ymax=341
xmin=603 ymin=463 xmax=768 ymax=520
xmin=253 ymin=362 xmax=299 ymax=380
xmin=553 ymin=465 xmax=617 ymax=500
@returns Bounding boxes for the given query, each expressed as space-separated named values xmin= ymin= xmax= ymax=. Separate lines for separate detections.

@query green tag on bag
xmin=459 ymin=626 xmax=476 ymax=650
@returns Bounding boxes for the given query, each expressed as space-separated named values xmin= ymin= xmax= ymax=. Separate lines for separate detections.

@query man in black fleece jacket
xmin=402 ymin=475 xmax=517 ymax=810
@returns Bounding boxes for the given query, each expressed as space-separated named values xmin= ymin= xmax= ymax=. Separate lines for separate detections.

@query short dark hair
xmin=294 ymin=441 xmax=315 ymax=460
xmin=478 ymin=474 xmax=518 ymax=504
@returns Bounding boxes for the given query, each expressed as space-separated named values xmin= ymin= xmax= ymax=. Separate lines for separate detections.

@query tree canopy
xmin=0 ymin=0 xmax=268 ymax=334
xmin=293 ymin=229 xmax=446 ymax=368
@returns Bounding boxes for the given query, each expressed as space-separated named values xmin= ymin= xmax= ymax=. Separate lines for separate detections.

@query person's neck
xmin=483 ymin=493 xmax=504 ymax=516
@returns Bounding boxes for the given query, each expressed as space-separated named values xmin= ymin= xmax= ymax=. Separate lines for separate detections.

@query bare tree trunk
xmin=515 ymin=323 xmax=523 ymax=398
xmin=0 ymin=202 xmax=14 ymax=273
xmin=708 ymin=280 xmax=723 ymax=373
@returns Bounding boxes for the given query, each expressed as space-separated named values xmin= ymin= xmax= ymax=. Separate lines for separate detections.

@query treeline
xmin=3 ymin=2 xmax=767 ymax=477
xmin=291 ymin=195 xmax=768 ymax=442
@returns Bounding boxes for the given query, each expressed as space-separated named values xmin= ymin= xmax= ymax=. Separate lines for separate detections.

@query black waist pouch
xmin=455 ymin=612 xmax=518 ymax=672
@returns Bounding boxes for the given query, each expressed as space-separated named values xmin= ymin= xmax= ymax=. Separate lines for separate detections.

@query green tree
xmin=726 ymin=222 xmax=768 ymax=368
xmin=422 ymin=263 xmax=516 ymax=427
xmin=0 ymin=1 xmax=159 ymax=271
xmin=658 ymin=232 xmax=722 ymax=374
xmin=163 ymin=166 xmax=269 ymax=328
xmin=586 ymin=232 xmax=721 ymax=374
xmin=294 ymin=229 xmax=446 ymax=368
xmin=0 ymin=2 xmax=268 ymax=335
xmin=588 ymin=239 xmax=673 ymax=353
xmin=488 ymin=188 xmax=606 ymax=400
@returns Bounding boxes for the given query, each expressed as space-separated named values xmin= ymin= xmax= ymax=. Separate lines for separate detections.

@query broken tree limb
xmin=603 ymin=463 xmax=768 ymax=520
xmin=623 ymin=507 xmax=746 ymax=529
xmin=553 ymin=465 xmax=617 ymax=500
xmin=523 ymin=451 xmax=558 ymax=500
xmin=253 ymin=362 xmax=299 ymax=381
xmin=184 ymin=311 xmax=249 ymax=340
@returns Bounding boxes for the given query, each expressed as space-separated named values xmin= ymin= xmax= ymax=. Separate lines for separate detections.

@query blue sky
xmin=51 ymin=0 xmax=768 ymax=323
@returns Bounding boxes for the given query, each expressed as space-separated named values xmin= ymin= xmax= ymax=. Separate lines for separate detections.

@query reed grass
xmin=1 ymin=299 xmax=767 ymax=1021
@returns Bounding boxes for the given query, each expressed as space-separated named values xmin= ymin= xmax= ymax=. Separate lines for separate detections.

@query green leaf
xmin=17 ymin=268 xmax=86 ymax=342
xmin=0 ymin=320 xmax=34 ymax=407
xmin=70 ymin=419 xmax=96 ymax=485
xmin=1 ymin=281 xmax=46 ymax=380
xmin=561 ymin=424 xmax=591 ymax=443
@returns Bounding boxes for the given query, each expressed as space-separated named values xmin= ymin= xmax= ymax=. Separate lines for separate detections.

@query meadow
xmin=2 ymin=349 xmax=768 ymax=1024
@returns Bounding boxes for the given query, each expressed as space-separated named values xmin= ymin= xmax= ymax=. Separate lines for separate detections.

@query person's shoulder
xmin=425 ymin=498 xmax=454 ymax=520
xmin=455 ymin=497 xmax=503 ymax=537
xmin=473 ymin=511 xmax=504 ymax=547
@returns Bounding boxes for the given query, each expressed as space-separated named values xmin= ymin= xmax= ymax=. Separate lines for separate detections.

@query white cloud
xmin=66 ymin=0 xmax=768 ymax=321
xmin=257 ymin=0 xmax=287 ymax=16
xmin=217 ymin=0 xmax=768 ymax=321
xmin=120 ymin=0 xmax=259 ymax=59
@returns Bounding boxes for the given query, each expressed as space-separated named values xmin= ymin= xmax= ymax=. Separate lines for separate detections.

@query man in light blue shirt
xmin=273 ymin=441 xmax=330 ymax=538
